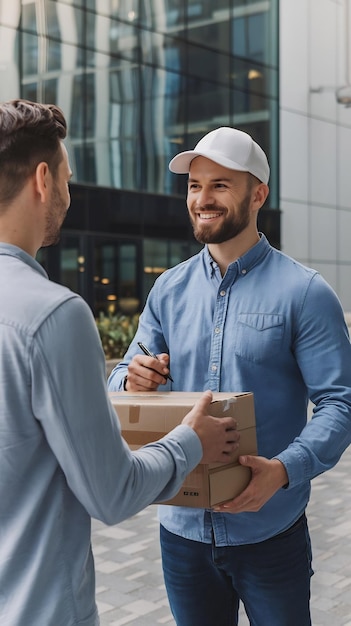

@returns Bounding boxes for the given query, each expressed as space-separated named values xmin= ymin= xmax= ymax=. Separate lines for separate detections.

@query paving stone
xmin=93 ymin=444 xmax=351 ymax=625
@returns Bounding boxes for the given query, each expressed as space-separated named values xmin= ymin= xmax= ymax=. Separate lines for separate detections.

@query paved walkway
xmin=92 ymin=444 xmax=351 ymax=625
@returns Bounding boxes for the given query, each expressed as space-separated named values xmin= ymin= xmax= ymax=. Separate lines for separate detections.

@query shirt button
xmin=220 ymin=290 xmax=226 ymax=296
xmin=211 ymin=364 xmax=217 ymax=372
xmin=241 ymin=269 xmax=247 ymax=275
xmin=214 ymin=327 xmax=221 ymax=334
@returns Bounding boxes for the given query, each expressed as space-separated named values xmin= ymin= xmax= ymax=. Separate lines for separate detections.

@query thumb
xmin=181 ymin=390 xmax=214 ymax=428
xmin=239 ymin=454 xmax=256 ymax=467
xmin=194 ymin=390 xmax=213 ymax=413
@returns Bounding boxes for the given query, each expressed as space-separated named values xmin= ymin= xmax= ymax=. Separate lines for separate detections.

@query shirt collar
xmin=0 ymin=242 xmax=48 ymax=279
xmin=203 ymin=233 xmax=271 ymax=277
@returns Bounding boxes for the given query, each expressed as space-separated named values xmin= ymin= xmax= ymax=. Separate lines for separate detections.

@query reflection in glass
xmin=143 ymin=238 xmax=168 ymax=301
xmin=13 ymin=0 xmax=278 ymax=202
xmin=141 ymin=30 xmax=184 ymax=72
xmin=21 ymin=2 xmax=37 ymax=34
xmin=22 ymin=32 xmax=39 ymax=75
xmin=119 ymin=244 xmax=139 ymax=313
xmin=47 ymin=37 xmax=61 ymax=71
xmin=22 ymin=82 xmax=38 ymax=101
xmin=60 ymin=236 xmax=82 ymax=295
xmin=2 ymin=0 xmax=279 ymax=315
xmin=142 ymin=238 xmax=202 ymax=301
xmin=45 ymin=1 xmax=60 ymax=40
xmin=94 ymin=242 xmax=118 ymax=314
xmin=186 ymin=5 xmax=230 ymax=52
xmin=140 ymin=0 xmax=186 ymax=31
xmin=109 ymin=17 xmax=139 ymax=63
xmin=43 ymin=78 xmax=58 ymax=103
xmin=71 ymin=75 xmax=85 ymax=139
xmin=93 ymin=240 xmax=139 ymax=315
xmin=109 ymin=65 xmax=140 ymax=190
xmin=186 ymin=77 xmax=230 ymax=123
xmin=233 ymin=9 xmax=273 ymax=65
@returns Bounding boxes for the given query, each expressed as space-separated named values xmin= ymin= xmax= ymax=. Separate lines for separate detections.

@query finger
xmin=221 ymin=417 xmax=238 ymax=432
xmin=239 ymin=455 xmax=260 ymax=469
xmin=143 ymin=356 xmax=170 ymax=379
xmin=127 ymin=364 xmax=167 ymax=390
xmin=130 ymin=356 xmax=167 ymax=382
xmin=222 ymin=428 xmax=240 ymax=445
xmin=156 ymin=353 xmax=170 ymax=365
xmin=212 ymin=491 xmax=252 ymax=513
xmin=192 ymin=390 xmax=213 ymax=413
xmin=239 ymin=455 xmax=251 ymax=465
xmin=219 ymin=446 xmax=240 ymax=460
xmin=142 ymin=365 xmax=170 ymax=382
xmin=239 ymin=455 xmax=247 ymax=464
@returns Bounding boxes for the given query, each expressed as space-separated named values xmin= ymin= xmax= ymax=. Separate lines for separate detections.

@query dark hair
xmin=0 ymin=99 xmax=67 ymax=204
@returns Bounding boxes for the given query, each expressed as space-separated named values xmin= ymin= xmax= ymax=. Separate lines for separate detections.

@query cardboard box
xmin=109 ymin=391 xmax=257 ymax=508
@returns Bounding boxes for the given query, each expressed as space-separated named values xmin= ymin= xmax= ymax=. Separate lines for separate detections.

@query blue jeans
xmin=160 ymin=514 xmax=313 ymax=626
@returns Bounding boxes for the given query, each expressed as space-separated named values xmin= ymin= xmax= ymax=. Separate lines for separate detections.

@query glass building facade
xmin=0 ymin=0 xmax=279 ymax=314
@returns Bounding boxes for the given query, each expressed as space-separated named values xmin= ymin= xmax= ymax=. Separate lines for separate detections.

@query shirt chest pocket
xmin=234 ymin=313 xmax=285 ymax=363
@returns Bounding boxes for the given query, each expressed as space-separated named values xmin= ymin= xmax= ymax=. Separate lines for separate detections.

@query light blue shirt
xmin=0 ymin=243 xmax=202 ymax=626
xmin=109 ymin=234 xmax=351 ymax=545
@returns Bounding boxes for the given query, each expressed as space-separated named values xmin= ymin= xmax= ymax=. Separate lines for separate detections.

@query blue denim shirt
xmin=0 ymin=243 xmax=202 ymax=625
xmin=108 ymin=234 xmax=351 ymax=545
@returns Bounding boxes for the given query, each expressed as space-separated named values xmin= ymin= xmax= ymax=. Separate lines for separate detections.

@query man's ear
xmin=34 ymin=162 xmax=50 ymax=203
xmin=252 ymin=183 xmax=269 ymax=210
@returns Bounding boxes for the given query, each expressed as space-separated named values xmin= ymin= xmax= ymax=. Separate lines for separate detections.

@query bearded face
xmin=189 ymin=192 xmax=252 ymax=244
xmin=187 ymin=157 xmax=255 ymax=245
xmin=42 ymin=144 xmax=71 ymax=248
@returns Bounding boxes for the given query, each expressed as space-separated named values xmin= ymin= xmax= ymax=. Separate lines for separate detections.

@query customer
xmin=0 ymin=101 xmax=239 ymax=626
xmin=108 ymin=126 xmax=351 ymax=625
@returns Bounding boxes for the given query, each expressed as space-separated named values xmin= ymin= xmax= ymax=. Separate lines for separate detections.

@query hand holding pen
xmin=137 ymin=342 xmax=174 ymax=382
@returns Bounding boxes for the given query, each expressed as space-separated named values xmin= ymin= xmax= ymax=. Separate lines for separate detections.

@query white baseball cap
xmin=169 ymin=127 xmax=270 ymax=184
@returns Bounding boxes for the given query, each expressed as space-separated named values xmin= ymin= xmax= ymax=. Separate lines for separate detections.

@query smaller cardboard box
xmin=109 ymin=391 xmax=257 ymax=508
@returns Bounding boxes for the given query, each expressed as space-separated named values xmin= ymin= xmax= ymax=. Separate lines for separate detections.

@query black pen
xmin=137 ymin=341 xmax=174 ymax=382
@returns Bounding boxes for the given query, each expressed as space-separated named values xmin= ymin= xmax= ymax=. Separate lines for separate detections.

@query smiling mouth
xmin=198 ymin=212 xmax=222 ymax=219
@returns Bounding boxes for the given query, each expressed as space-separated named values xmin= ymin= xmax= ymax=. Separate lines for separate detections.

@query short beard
xmin=190 ymin=193 xmax=251 ymax=245
xmin=42 ymin=184 xmax=65 ymax=247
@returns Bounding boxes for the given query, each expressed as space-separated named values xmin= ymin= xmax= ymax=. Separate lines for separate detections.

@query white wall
xmin=280 ymin=0 xmax=351 ymax=311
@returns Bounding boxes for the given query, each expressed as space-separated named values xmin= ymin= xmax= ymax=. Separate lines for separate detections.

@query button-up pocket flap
xmin=238 ymin=313 xmax=284 ymax=331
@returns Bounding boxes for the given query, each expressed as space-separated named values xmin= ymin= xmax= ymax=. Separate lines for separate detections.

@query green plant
xmin=95 ymin=311 xmax=140 ymax=359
